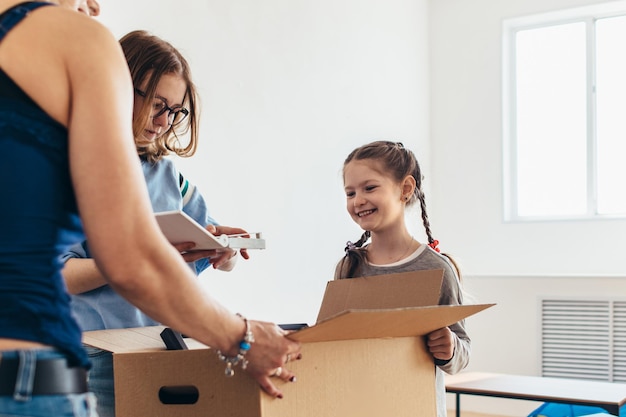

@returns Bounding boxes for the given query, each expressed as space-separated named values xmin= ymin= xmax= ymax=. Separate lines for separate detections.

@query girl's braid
xmin=417 ymin=188 xmax=435 ymax=246
xmin=340 ymin=230 xmax=371 ymax=278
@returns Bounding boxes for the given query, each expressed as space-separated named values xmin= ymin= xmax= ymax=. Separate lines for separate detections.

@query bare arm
xmin=64 ymin=258 xmax=107 ymax=294
xmin=71 ymin=18 xmax=261 ymax=350
xmin=4 ymin=7 xmax=299 ymax=397
xmin=62 ymin=11 xmax=236 ymax=351
xmin=64 ymin=243 xmax=236 ymax=294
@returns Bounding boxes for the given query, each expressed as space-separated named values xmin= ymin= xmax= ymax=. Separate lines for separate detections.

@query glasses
xmin=134 ymin=89 xmax=189 ymax=126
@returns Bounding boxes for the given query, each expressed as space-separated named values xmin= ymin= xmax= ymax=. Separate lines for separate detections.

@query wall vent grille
xmin=541 ymin=299 xmax=626 ymax=382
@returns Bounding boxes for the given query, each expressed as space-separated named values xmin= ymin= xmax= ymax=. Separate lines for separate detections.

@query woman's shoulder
xmin=1 ymin=5 xmax=127 ymax=126
xmin=28 ymin=5 xmax=112 ymax=44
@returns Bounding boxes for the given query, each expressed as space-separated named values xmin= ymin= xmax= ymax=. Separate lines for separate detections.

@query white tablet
xmin=155 ymin=210 xmax=265 ymax=250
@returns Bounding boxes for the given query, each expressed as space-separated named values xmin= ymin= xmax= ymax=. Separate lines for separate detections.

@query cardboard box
xmin=83 ymin=269 xmax=493 ymax=417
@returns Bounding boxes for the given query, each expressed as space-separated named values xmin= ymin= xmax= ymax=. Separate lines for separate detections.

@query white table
xmin=445 ymin=372 xmax=626 ymax=417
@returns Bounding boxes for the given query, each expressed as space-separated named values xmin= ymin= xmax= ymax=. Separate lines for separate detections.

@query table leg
xmin=600 ymin=404 xmax=619 ymax=416
xmin=455 ymin=393 xmax=460 ymax=417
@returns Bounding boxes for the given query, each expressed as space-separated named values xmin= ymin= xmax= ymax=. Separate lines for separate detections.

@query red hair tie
xmin=428 ymin=239 xmax=440 ymax=253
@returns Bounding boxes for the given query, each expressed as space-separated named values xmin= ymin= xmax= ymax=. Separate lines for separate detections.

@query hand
xmin=171 ymin=242 xmax=220 ymax=262
xmin=244 ymin=320 xmax=302 ymax=398
xmin=171 ymin=223 xmax=252 ymax=267
xmin=206 ymin=224 xmax=251 ymax=261
xmin=173 ymin=241 xmax=236 ymax=269
xmin=426 ymin=327 xmax=454 ymax=361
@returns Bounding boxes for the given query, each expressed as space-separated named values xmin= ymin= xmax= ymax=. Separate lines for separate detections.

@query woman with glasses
xmin=1 ymin=3 xmax=299 ymax=417
xmin=60 ymin=30 xmax=271 ymax=417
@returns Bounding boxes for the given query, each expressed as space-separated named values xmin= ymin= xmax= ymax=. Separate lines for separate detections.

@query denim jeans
xmin=84 ymin=346 xmax=114 ymax=417
xmin=0 ymin=349 xmax=97 ymax=417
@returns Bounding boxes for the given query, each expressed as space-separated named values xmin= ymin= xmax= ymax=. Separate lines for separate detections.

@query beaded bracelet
xmin=216 ymin=314 xmax=255 ymax=377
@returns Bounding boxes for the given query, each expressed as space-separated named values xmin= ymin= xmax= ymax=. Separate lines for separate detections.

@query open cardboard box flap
xmin=293 ymin=268 xmax=494 ymax=342
xmin=81 ymin=269 xmax=494 ymax=417
xmin=83 ymin=268 xmax=494 ymax=352
xmin=83 ymin=325 xmax=177 ymax=353
xmin=316 ymin=269 xmax=444 ymax=321
xmin=83 ymin=303 xmax=493 ymax=352
xmin=290 ymin=304 xmax=493 ymax=343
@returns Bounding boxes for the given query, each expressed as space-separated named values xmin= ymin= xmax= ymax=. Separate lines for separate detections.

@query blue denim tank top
xmin=0 ymin=2 xmax=89 ymax=368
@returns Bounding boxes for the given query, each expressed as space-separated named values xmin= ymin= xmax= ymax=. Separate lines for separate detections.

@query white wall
xmin=430 ymin=0 xmax=626 ymax=277
xmin=430 ymin=0 xmax=626 ymax=415
xmin=97 ymin=1 xmax=626 ymax=415
xmin=98 ymin=0 xmax=430 ymax=325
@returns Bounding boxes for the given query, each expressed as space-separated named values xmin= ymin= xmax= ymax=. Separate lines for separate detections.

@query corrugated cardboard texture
xmin=83 ymin=326 xmax=208 ymax=353
xmin=316 ymin=269 xmax=444 ymax=322
xmin=114 ymin=349 xmax=261 ymax=417
xmin=263 ymin=337 xmax=437 ymax=417
xmin=83 ymin=326 xmax=166 ymax=353
xmin=82 ymin=268 xmax=495 ymax=417
xmin=291 ymin=304 xmax=493 ymax=343
xmin=113 ymin=334 xmax=436 ymax=417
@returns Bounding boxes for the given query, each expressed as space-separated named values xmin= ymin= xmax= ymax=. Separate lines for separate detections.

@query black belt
xmin=0 ymin=357 xmax=88 ymax=396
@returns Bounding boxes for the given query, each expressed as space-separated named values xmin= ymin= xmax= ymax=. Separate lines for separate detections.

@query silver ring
xmin=273 ymin=367 xmax=282 ymax=377
xmin=285 ymin=354 xmax=291 ymax=363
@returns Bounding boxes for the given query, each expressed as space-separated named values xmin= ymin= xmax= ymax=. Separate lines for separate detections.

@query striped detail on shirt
xmin=179 ymin=172 xmax=195 ymax=206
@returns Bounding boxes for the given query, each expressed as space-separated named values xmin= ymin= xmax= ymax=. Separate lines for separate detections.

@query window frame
xmin=502 ymin=1 xmax=626 ymax=222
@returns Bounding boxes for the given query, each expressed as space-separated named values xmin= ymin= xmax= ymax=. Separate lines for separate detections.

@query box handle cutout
xmin=158 ymin=385 xmax=199 ymax=404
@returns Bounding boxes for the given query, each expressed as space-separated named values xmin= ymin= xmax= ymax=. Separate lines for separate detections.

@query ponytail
xmin=336 ymin=231 xmax=370 ymax=279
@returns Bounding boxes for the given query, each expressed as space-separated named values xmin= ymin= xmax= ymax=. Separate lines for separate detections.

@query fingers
xmin=264 ymin=351 xmax=301 ymax=389
xmin=205 ymin=226 xmax=252 ymax=261
xmin=284 ymin=352 xmax=302 ymax=364
xmin=270 ymin=351 xmax=302 ymax=382
xmin=430 ymin=346 xmax=453 ymax=360
xmin=172 ymin=242 xmax=218 ymax=262
xmin=256 ymin=375 xmax=284 ymax=399
xmin=211 ymin=249 xmax=237 ymax=269
xmin=270 ymin=366 xmax=296 ymax=383
xmin=427 ymin=327 xmax=452 ymax=344
xmin=181 ymin=249 xmax=218 ymax=262
xmin=175 ymin=245 xmax=233 ymax=266
xmin=252 ymin=361 xmax=299 ymax=399
xmin=172 ymin=240 xmax=236 ymax=267
xmin=212 ymin=225 xmax=248 ymax=236
xmin=427 ymin=327 xmax=454 ymax=360
xmin=244 ymin=321 xmax=302 ymax=398
xmin=172 ymin=241 xmax=196 ymax=252
xmin=256 ymin=362 xmax=297 ymax=399
xmin=250 ymin=362 xmax=298 ymax=399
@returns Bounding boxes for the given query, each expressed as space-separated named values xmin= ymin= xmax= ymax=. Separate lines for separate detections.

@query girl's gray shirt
xmin=335 ymin=244 xmax=470 ymax=417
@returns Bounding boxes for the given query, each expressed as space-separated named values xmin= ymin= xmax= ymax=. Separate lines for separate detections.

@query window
xmin=503 ymin=2 xmax=626 ymax=221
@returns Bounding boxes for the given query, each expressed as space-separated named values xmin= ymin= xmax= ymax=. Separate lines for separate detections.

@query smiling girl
xmin=335 ymin=140 xmax=470 ymax=417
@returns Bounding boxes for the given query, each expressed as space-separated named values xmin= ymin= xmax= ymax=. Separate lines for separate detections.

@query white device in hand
xmin=155 ymin=210 xmax=265 ymax=250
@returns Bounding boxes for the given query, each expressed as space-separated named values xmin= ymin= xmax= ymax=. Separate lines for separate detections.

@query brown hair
xmin=338 ymin=140 xmax=461 ymax=279
xmin=119 ymin=30 xmax=199 ymax=163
